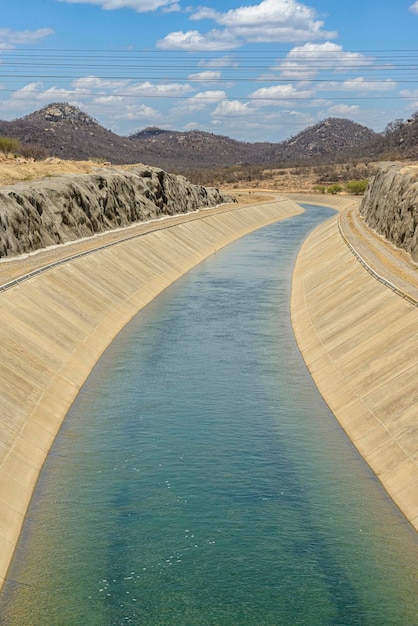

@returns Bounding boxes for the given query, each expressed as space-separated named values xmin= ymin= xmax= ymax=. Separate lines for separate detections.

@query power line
xmin=0 ymin=87 xmax=415 ymax=101
xmin=0 ymin=48 xmax=416 ymax=107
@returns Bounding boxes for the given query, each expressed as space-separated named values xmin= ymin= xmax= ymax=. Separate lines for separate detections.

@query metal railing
xmin=0 ymin=198 xmax=284 ymax=294
xmin=337 ymin=213 xmax=418 ymax=307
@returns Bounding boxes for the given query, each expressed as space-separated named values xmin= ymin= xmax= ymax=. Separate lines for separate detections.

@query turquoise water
xmin=1 ymin=205 xmax=417 ymax=625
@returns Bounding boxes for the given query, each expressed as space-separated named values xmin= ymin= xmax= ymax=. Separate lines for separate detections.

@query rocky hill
xmin=0 ymin=103 xmax=379 ymax=169
xmin=0 ymin=164 xmax=234 ymax=258
xmin=373 ymin=113 xmax=418 ymax=160
xmin=280 ymin=118 xmax=378 ymax=161
xmin=0 ymin=103 xmax=143 ymax=164
xmin=360 ymin=162 xmax=418 ymax=262
xmin=128 ymin=127 xmax=275 ymax=168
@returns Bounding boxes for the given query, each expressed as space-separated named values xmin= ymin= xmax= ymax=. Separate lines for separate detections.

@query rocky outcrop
xmin=360 ymin=162 xmax=418 ymax=262
xmin=0 ymin=166 xmax=234 ymax=258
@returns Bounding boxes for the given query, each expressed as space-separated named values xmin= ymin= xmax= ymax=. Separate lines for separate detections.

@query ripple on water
xmin=0 ymin=205 xmax=417 ymax=626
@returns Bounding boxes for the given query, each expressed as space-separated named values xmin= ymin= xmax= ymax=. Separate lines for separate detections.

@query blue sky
xmin=1 ymin=0 xmax=418 ymax=142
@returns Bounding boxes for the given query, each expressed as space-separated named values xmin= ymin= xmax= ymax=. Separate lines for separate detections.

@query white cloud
xmin=161 ymin=2 xmax=181 ymax=11
xmin=399 ymin=88 xmax=418 ymax=110
xmin=409 ymin=2 xmax=418 ymax=13
xmin=342 ymin=77 xmax=396 ymax=92
xmin=72 ymin=76 xmax=130 ymax=90
xmin=174 ymin=90 xmax=226 ymax=113
xmin=276 ymin=42 xmax=370 ymax=79
xmin=159 ymin=0 xmax=336 ymax=50
xmin=9 ymin=82 xmax=44 ymax=100
xmin=212 ymin=100 xmax=254 ymax=116
xmin=188 ymin=70 xmax=222 ymax=82
xmin=400 ymin=88 xmax=418 ymax=97
xmin=111 ymin=103 xmax=161 ymax=120
xmin=71 ymin=76 xmax=194 ymax=99
xmin=7 ymin=83 xmax=73 ymax=103
xmin=122 ymin=81 xmax=194 ymax=96
xmin=157 ymin=29 xmax=239 ymax=50
xmin=92 ymin=95 xmax=126 ymax=104
xmin=0 ymin=28 xmax=54 ymax=48
xmin=248 ymin=83 xmax=313 ymax=106
xmin=60 ymin=0 xmax=178 ymax=11
xmin=0 ymin=82 xmax=86 ymax=117
xmin=198 ymin=56 xmax=240 ymax=69
xmin=327 ymin=104 xmax=359 ymax=116
xmin=184 ymin=121 xmax=199 ymax=130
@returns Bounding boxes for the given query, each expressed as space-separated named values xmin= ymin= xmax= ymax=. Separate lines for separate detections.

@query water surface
xmin=1 ymin=205 xmax=417 ymax=625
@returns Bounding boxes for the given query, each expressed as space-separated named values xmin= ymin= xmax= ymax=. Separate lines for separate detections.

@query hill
xmin=128 ymin=127 xmax=276 ymax=168
xmin=279 ymin=118 xmax=378 ymax=161
xmin=0 ymin=102 xmax=383 ymax=170
xmin=0 ymin=103 xmax=143 ymax=164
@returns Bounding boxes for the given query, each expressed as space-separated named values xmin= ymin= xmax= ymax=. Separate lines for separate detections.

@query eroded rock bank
xmin=360 ymin=162 xmax=418 ymax=261
xmin=0 ymin=166 xmax=234 ymax=258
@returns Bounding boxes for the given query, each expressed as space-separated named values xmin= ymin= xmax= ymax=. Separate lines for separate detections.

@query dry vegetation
xmin=176 ymin=161 xmax=379 ymax=194
xmin=0 ymin=153 xmax=378 ymax=198
xmin=0 ymin=155 xmax=100 ymax=187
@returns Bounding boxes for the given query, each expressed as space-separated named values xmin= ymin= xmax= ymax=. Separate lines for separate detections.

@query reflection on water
xmin=1 ymin=205 xmax=417 ymax=625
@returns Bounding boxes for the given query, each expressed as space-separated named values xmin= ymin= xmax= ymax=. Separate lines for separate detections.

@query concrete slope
xmin=291 ymin=214 xmax=418 ymax=531
xmin=0 ymin=198 xmax=303 ymax=589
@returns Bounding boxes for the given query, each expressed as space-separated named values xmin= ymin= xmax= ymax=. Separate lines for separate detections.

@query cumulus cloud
xmin=198 ymin=56 xmax=240 ymax=69
xmin=8 ymin=82 xmax=74 ymax=103
xmin=121 ymin=81 xmax=194 ymax=96
xmin=248 ymin=83 xmax=313 ymax=106
xmin=399 ymin=88 xmax=418 ymax=110
xmin=110 ymin=103 xmax=161 ymax=120
xmin=276 ymin=42 xmax=370 ymax=79
xmin=72 ymin=76 xmax=130 ymax=90
xmin=157 ymin=29 xmax=239 ymax=50
xmin=158 ymin=0 xmax=336 ymax=50
xmin=188 ymin=70 xmax=222 ymax=82
xmin=0 ymin=82 xmax=83 ymax=117
xmin=60 ymin=0 xmax=179 ymax=12
xmin=342 ymin=77 xmax=397 ymax=92
xmin=212 ymin=100 xmax=254 ymax=116
xmin=327 ymin=104 xmax=359 ymax=116
xmin=174 ymin=90 xmax=227 ymax=113
xmin=71 ymin=76 xmax=194 ymax=98
xmin=409 ymin=2 xmax=418 ymax=13
xmin=0 ymin=28 xmax=54 ymax=48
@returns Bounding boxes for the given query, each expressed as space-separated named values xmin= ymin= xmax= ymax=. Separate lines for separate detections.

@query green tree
xmin=345 ymin=179 xmax=368 ymax=195
xmin=327 ymin=184 xmax=343 ymax=195
xmin=0 ymin=136 xmax=20 ymax=157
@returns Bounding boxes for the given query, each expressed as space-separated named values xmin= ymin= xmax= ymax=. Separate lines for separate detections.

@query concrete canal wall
xmin=0 ymin=198 xmax=303 ymax=589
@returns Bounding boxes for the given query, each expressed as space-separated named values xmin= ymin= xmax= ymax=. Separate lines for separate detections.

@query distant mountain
xmin=0 ymin=101 xmax=410 ymax=169
xmin=0 ymin=103 xmax=143 ymax=164
xmin=280 ymin=118 xmax=378 ymax=161
xmin=128 ymin=127 xmax=277 ymax=168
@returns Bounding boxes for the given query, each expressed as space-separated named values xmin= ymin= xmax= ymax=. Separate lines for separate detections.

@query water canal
xmin=1 ymin=205 xmax=417 ymax=625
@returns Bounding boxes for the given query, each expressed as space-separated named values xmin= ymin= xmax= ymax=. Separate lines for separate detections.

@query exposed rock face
xmin=0 ymin=166 xmax=234 ymax=258
xmin=359 ymin=162 xmax=418 ymax=262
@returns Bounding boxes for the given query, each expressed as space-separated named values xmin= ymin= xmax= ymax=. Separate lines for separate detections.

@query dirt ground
xmin=0 ymin=155 xmax=324 ymax=194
